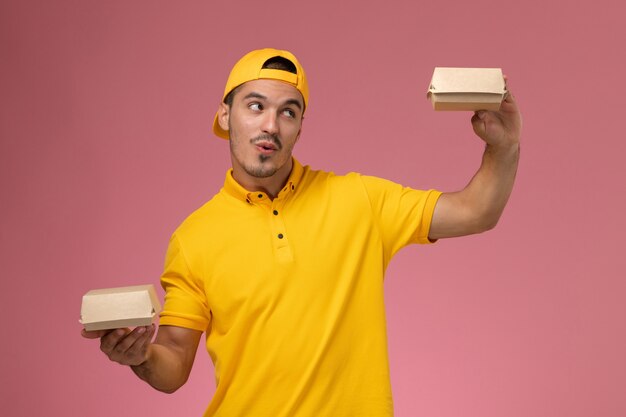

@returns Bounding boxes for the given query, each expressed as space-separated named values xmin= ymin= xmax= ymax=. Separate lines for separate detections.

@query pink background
xmin=2 ymin=1 xmax=625 ymax=416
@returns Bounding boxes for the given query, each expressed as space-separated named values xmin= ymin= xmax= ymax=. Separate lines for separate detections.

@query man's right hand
xmin=81 ymin=325 xmax=156 ymax=366
xmin=81 ymin=324 xmax=202 ymax=393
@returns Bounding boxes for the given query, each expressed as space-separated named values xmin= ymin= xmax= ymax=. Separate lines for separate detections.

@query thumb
xmin=471 ymin=111 xmax=487 ymax=138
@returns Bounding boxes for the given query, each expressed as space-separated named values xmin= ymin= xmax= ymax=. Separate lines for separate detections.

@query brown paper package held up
xmin=80 ymin=284 xmax=162 ymax=331
xmin=427 ymin=67 xmax=507 ymax=111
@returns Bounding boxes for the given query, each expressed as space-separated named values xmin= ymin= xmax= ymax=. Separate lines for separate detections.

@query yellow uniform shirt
xmin=159 ymin=159 xmax=442 ymax=416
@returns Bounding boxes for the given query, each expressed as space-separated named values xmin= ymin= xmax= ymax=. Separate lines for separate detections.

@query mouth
xmin=254 ymin=140 xmax=278 ymax=154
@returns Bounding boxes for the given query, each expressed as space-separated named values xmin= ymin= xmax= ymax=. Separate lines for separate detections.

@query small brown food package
xmin=80 ymin=284 xmax=162 ymax=331
xmin=427 ymin=67 xmax=507 ymax=111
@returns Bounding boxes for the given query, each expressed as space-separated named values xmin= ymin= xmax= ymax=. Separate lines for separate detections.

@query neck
xmin=231 ymin=158 xmax=293 ymax=200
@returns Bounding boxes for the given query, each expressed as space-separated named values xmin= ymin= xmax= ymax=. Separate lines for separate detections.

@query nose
xmin=261 ymin=110 xmax=279 ymax=136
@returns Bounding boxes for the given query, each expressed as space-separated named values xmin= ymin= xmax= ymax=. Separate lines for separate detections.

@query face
xmin=217 ymin=79 xmax=304 ymax=183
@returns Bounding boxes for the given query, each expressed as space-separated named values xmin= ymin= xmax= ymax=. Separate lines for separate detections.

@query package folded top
xmin=427 ymin=67 xmax=507 ymax=111
xmin=80 ymin=284 xmax=162 ymax=331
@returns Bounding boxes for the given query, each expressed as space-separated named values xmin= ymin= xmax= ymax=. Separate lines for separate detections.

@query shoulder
xmin=298 ymin=165 xmax=396 ymax=209
xmin=300 ymin=164 xmax=371 ymax=189
xmin=173 ymin=192 xmax=227 ymax=238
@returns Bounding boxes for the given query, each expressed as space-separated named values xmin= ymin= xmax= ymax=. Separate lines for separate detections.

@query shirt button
xmin=278 ymin=233 xmax=284 ymax=239
xmin=258 ymin=194 xmax=263 ymax=198
xmin=273 ymin=210 xmax=278 ymax=215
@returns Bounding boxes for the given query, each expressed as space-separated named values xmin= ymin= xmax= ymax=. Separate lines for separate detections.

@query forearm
xmin=462 ymin=140 xmax=520 ymax=231
xmin=430 ymin=140 xmax=519 ymax=240
xmin=131 ymin=343 xmax=192 ymax=393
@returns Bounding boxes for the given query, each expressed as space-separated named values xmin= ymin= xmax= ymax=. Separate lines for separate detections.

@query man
xmin=83 ymin=48 xmax=521 ymax=416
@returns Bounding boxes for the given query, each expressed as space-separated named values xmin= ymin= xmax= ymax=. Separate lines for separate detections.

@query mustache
xmin=251 ymin=134 xmax=282 ymax=150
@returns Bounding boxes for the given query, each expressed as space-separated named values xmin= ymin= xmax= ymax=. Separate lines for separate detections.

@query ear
xmin=217 ymin=102 xmax=230 ymax=132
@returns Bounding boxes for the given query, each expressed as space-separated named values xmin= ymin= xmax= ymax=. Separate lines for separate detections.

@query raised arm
xmin=82 ymin=324 xmax=202 ymax=393
xmin=429 ymin=87 xmax=522 ymax=240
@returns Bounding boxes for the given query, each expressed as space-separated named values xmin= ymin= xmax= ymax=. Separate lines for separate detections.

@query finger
xmin=81 ymin=328 xmax=113 ymax=339
xmin=132 ymin=325 xmax=156 ymax=354
xmin=471 ymin=112 xmax=487 ymax=137
xmin=109 ymin=326 xmax=153 ymax=357
xmin=110 ymin=326 xmax=154 ymax=365
xmin=100 ymin=328 xmax=131 ymax=354
xmin=474 ymin=110 xmax=487 ymax=120
xmin=496 ymin=90 xmax=517 ymax=116
xmin=501 ymin=74 xmax=515 ymax=104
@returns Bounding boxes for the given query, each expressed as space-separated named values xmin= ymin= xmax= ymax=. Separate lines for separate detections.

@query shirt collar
xmin=222 ymin=157 xmax=304 ymax=203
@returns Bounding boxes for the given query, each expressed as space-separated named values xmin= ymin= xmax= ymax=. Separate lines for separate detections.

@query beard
xmin=229 ymin=125 xmax=285 ymax=178
xmin=240 ymin=156 xmax=279 ymax=178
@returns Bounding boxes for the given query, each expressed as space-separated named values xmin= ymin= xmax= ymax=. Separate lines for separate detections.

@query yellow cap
xmin=213 ymin=48 xmax=309 ymax=139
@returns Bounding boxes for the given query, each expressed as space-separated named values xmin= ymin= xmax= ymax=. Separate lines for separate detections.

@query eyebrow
xmin=284 ymin=98 xmax=303 ymax=111
xmin=243 ymin=92 xmax=303 ymax=111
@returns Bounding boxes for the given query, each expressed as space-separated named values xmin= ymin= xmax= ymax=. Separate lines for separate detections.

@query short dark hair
xmin=223 ymin=56 xmax=298 ymax=106
xmin=262 ymin=56 xmax=297 ymax=73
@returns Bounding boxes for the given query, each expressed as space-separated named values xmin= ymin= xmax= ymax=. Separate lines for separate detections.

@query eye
xmin=282 ymin=108 xmax=296 ymax=119
xmin=248 ymin=102 xmax=263 ymax=111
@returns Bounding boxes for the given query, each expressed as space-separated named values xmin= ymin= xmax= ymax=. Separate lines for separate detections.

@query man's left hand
xmin=471 ymin=80 xmax=522 ymax=150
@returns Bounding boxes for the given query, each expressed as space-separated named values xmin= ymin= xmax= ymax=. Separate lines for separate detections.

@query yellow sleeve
xmin=360 ymin=175 xmax=442 ymax=257
xmin=159 ymin=233 xmax=211 ymax=332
